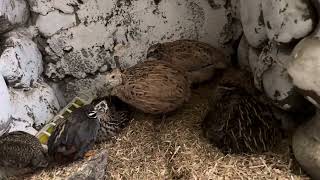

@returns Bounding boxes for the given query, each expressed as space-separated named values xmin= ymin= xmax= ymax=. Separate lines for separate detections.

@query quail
xmin=93 ymin=96 xmax=134 ymax=143
xmin=47 ymin=104 xmax=106 ymax=162
xmin=105 ymin=60 xmax=191 ymax=115
xmin=202 ymin=68 xmax=283 ymax=154
xmin=147 ymin=39 xmax=228 ymax=84
xmin=0 ymin=131 xmax=48 ymax=178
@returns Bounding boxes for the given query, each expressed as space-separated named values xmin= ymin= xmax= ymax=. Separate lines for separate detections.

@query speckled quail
xmin=93 ymin=96 xmax=134 ymax=143
xmin=202 ymin=68 xmax=283 ymax=154
xmin=105 ymin=60 xmax=191 ymax=115
xmin=0 ymin=131 xmax=48 ymax=178
xmin=147 ymin=39 xmax=227 ymax=84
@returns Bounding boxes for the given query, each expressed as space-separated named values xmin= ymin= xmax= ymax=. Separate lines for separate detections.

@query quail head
xmin=47 ymin=103 xmax=107 ymax=162
xmin=0 ymin=131 xmax=48 ymax=178
xmin=93 ymin=96 xmax=133 ymax=143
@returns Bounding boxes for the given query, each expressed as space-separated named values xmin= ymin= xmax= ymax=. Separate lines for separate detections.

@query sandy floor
xmin=25 ymin=82 xmax=309 ymax=180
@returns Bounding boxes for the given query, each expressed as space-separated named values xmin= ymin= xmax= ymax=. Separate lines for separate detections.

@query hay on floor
xmin=27 ymin=83 xmax=308 ymax=180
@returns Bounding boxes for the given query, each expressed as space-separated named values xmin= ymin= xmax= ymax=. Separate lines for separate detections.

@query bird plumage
xmin=0 ymin=131 xmax=48 ymax=178
xmin=202 ymin=68 xmax=283 ymax=154
xmin=147 ymin=39 xmax=227 ymax=84
xmin=93 ymin=96 xmax=133 ymax=143
xmin=48 ymin=104 xmax=100 ymax=162
xmin=105 ymin=60 xmax=191 ymax=114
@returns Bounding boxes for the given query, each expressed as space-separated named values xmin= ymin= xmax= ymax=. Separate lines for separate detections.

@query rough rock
xmin=0 ymin=75 xmax=11 ymax=136
xmin=62 ymin=73 xmax=111 ymax=103
xmin=237 ymin=35 xmax=250 ymax=71
xmin=8 ymin=82 xmax=60 ymax=133
xmin=239 ymin=0 xmax=267 ymax=47
xmin=293 ymin=111 xmax=320 ymax=179
xmin=262 ymin=0 xmax=315 ymax=43
xmin=288 ymin=37 xmax=320 ymax=107
xmin=27 ymin=0 xmax=78 ymax=15
xmin=0 ymin=32 xmax=43 ymax=88
xmin=0 ymin=0 xmax=30 ymax=34
xmin=67 ymin=150 xmax=108 ymax=180
xmin=260 ymin=43 xmax=314 ymax=114
xmin=36 ymin=10 xmax=76 ymax=37
xmin=43 ymin=0 xmax=231 ymax=80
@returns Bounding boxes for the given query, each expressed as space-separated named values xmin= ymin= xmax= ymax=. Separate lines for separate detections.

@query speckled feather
xmin=202 ymin=68 xmax=283 ymax=154
xmin=111 ymin=60 xmax=191 ymax=114
xmin=94 ymin=96 xmax=133 ymax=143
xmin=48 ymin=104 xmax=100 ymax=162
xmin=0 ymin=131 xmax=48 ymax=170
xmin=147 ymin=39 xmax=227 ymax=84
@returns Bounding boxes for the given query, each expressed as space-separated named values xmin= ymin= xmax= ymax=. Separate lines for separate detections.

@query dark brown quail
xmin=0 ymin=131 xmax=48 ymax=178
xmin=93 ymin=96 xmax=133 ymax=143
xmin=48 ymin=104 xmax=103 ymax=162
xmin=147 ymin=39 xmax=228 ymax=84
xmin=202 ymin=68 xmax=283 ymax=154
xmin=105 ymin=60 xmax=191 ymax=115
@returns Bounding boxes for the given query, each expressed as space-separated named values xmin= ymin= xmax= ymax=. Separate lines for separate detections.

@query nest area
xmin=23 ymin=81 xmax=307 ymax=180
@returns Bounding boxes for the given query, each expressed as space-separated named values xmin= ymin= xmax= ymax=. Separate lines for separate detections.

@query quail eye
xmin=111 ymin=75 xmax=115 ymax=79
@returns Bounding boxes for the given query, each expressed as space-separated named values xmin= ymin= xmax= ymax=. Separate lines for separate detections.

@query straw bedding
xmin=22 ymin=82 xmax=308 ymax=180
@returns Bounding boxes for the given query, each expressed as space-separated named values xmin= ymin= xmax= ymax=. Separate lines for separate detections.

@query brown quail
xmin=202 ymin=68 xmax=283 ymax=154
xmin=147 ymin=39 xmax=227 ymax=84
xmin=92 ymin=96 xmax=133 ymax=143
xmin=105 ymin=60 xmax=191 ymax=115
xmin=0 ymin=131 xmax=48 ymax=178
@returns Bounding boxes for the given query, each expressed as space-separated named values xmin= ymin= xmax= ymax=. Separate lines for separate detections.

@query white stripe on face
xmin=88 ymin=111 xmax=97 ymax=119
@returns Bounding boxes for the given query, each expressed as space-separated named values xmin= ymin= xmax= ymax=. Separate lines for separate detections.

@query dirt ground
xmin=25 ymin=82 xmax=309 ymax=180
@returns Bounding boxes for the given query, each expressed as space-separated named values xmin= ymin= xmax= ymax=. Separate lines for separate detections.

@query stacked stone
xmin=238 ymin=0 xmax=320 ymax=178
xmin=0 ymin=0 xmax=60 ymax=135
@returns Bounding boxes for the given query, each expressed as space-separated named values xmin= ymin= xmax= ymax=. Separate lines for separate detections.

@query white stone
xmin=0 ymin=0 xmax=30 ymax=33
xmin=261 ymin=44 xmax=292 ymax=102
xmin=8 ymin=82 xmax=60 ymax=133
xmin=288 ymin=37 xmax=320 ymax=106
xmin=27 ymin=0 xmax=53 ymax=15
xmin=239 ymin=0 xmax=267 ymax=47
xmin=0 ymin=32 xmax=43 ymax=88
xmin=27 ymin=0 xmax=77 ymax=15
xmin=262 ymin=0 xmax=315 ymax=43
xmin=52 ymin=0 xmax=76 ymax=14
xmin=259 ymin=42 xmax=316 ymax=113
xmin=0 ymin=75 xmax=11 ymax=136
xmin=36 ymin=10 xmax=76 ymax=37
xmin=293 ymin=111 xmax=320 ymax=179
